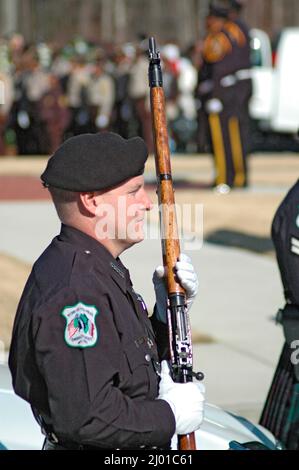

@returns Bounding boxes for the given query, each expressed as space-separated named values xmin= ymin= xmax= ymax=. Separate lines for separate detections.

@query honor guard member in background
xmin=226 ymin=0 xmax=252 ymax=186
xmin=197 ymin=0 xmax=249 ymax=192
xmin=260 ymin=180 xmax=299 ymax=450
xmin=9 ymin=132 xmax=205 ymax=450
xmin=129 ymin=42 xmax=154 ymax=154
xmin=0 ymin=68 xmax=13 ymax=155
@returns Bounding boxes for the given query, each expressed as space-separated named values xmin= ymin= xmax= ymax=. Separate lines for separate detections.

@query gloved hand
xmin=205 ymin=98 xmax=223 ymax=114
xmin=157 ymin=361 xmax=205 ymax=435
xmin=153 ymin=253 xmax=198 ymax=323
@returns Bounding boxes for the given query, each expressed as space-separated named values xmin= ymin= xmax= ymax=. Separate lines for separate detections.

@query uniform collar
xmin=58 ymin=224 xmax=130 ymax=293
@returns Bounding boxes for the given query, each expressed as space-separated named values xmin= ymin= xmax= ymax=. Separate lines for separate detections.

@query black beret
xmin=230 ymin=0 xmax=244 ymax=11
xmin=41 ymin=132 xmax=148 ymax=191
xmin=209 ymin=1 xmax=230 ymax=17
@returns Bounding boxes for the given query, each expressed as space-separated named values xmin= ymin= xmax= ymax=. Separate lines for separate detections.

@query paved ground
xmin=0 ymin=152 xmax=298 ymax=423
xmin=0 ymin=153 xmax=296 ymax=242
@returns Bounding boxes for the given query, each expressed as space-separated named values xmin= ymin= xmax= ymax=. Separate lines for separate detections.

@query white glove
xmin=157 ymin=361 xmax=205 ymax=435
xmin=153 ymin=253 xmax=199 ymax=323
xmin=95 ymin=113 xmax=109 ymax=129
xmin=205 ymin=98 xmax=223 ymax=114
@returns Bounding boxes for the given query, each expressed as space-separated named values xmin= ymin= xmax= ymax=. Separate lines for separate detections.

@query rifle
xmin=148 ymin=37 xmax=203 ymax=451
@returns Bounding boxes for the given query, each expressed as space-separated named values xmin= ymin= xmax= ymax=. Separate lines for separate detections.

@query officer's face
xmin=206 ymin=15 xmax=225 ymax=33
xmin=94 ymin=175 xmax=153 ymax=253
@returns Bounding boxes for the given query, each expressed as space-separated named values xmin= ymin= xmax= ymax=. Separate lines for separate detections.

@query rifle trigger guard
xmin=190 ymin=370 xmax=205 ymax=381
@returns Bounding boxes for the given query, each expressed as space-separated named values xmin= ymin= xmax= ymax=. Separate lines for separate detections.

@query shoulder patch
xmin=61 ymin=302 xmax=98 ymax=348
xmin=203 ymin=33 xmax=232 ymax=63
xmin=224 ymin=22 xmax=246 ymax=47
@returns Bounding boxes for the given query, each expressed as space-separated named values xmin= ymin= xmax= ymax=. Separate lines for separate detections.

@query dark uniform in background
xmin=227 ymin=0 xmax=252 ymax=186
xmin=260 ymin=180 xmax=299 ymax=450
xmin=10 ymin=48 xmax=50 ymax=155
xmin=8 ymin=133 xmax=175 ymax=450
xmin=197 ymin=0 xmax=251 ymax=190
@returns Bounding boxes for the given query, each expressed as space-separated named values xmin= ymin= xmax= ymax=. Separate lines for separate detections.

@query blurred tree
xmin=1 ymin=0 xmax=299 ymax=46
xmin=19 ymin=0 xmax=35 ymax=42
xmin=101 ymin=0 xmax=113 ymax=42
xmin=0 ymin=0 xmax=18 ymax=37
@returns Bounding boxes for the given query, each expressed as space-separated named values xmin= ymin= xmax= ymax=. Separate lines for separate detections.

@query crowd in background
xmin=0 ymin=33 xmax=207 ymax=156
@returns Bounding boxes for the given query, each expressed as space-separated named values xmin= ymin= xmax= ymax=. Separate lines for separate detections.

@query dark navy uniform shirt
xmin=9 ymin=224 xmax=175 ymax=449
xmin=272 ymin=180 xmax=299 ymax=307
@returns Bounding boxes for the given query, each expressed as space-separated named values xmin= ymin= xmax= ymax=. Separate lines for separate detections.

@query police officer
xmin=197 ymin=0 xmax=249 ymax=192
xmin=9 ymin=132 xmax=205 ymax=450
xmin=226 ymin=0 xmax=252 ymax=187
xmin=128 ymin=43 xmax=154 ymax=153
xmin=260 ymin=180 xmax=299 ymax=450
xmin=0 ymin=68 xmax=13 ymax=155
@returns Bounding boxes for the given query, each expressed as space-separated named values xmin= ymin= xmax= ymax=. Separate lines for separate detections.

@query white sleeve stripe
xmin=291 ymin=237 xmax=299 ymax=248
xmin=291 ymin=245 xmax=299 ymax=256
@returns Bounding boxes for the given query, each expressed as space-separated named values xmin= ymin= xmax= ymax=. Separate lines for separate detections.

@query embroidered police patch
xmin=61 ymin=302 xmax=98 ymax=348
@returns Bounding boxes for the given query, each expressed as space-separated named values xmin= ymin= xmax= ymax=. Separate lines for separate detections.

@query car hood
xmin=0 ymin=364 xmax=277 ymax=450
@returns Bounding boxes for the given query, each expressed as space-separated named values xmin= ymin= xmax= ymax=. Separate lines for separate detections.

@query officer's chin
xmin=129 ymin=231 xmax=145 ymax=245
xmin=126 ymin=229 xmax=145 ymax=247
xmin=119 ymin=235 xmax=144 ymax=254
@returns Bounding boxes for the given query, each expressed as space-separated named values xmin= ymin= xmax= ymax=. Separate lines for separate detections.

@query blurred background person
xmin=226 ymin=0 xmax=252 ymax=186
xmin=88 ymin=54 xmax=115 ymax=133
xmin=111 ymin=46 xmax=135 ymax=139
xmin=39 ymin=73 xmax=70 ymax=153
xmin=128 ymin=40 xmax=153 ymax=153
xmin=65 ymin=53 xmax=92 ymax=137
xmin=196 ymin=0 xmax=251 ymax=192
xmin=9 ymin=46 xmax=50 ymax=154
xmin=161 ymin=43 xmax=180 ymax=152
xmin=0 ymin=46 xmax=14 ymax=155
xmin=174 ymin=45 xmax=198 ymax=153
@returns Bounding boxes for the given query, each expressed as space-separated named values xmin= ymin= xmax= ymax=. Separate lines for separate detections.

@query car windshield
xmin=250 ymin=36 xmax=263 ymax=67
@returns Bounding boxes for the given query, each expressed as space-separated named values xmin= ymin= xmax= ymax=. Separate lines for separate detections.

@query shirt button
xmin=84 ymin=250 xmax=91 ymax=255
xmin=145 ymin=354 xmax=151 ymax=362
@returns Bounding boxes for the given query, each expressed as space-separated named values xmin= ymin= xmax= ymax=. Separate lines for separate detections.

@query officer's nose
xmin=141 ymin=188 xmax=153 ymax=211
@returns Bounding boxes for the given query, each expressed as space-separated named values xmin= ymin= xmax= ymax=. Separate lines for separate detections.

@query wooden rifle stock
xmin=148 ymin=37 xmax=197 ymax=451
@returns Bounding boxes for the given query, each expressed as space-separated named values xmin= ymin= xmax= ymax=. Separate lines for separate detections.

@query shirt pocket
xmin=122 ymin=340 xmax=158 ymax=400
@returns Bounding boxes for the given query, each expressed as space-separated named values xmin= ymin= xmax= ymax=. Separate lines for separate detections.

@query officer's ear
xmin=79 ymin=192 xmax=99 ymax=216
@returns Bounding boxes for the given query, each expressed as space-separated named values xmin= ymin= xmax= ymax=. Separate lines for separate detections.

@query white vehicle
xmin=270 ymin=28 xmax=299 ymax=134
xmin=0 ymin=364 xmax=281 ymax=450
xmin=249 ymin=27 xmax=299 ymax=142
xmin=249 ymin=28 xmax=274 ymax=123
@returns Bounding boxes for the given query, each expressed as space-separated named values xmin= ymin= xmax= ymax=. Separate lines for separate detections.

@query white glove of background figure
xmin=158 ymin=361 xmax=205 ymax=435
xmin=153 ymin=253 xmax=198 ymax=323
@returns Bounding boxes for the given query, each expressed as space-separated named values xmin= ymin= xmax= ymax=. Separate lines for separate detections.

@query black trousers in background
xmin=208 ymin=108 xmax=247 ymax=188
